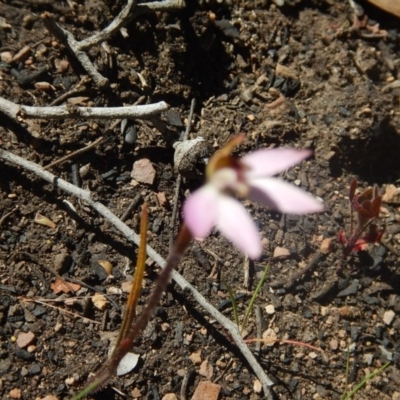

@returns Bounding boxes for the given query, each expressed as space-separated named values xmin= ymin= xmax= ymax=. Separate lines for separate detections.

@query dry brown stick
xmin=0 ymin=148 xmax=274 ymax=398
xmin=44 ymin=136 xmax=106 ymax=170
xmin=0 ymin=208 xmax=17 ymax=227
xmin=9 ymin=251 xmax=77 ymax=294
xmin=21 ymin=298 xmax=100 ymax=324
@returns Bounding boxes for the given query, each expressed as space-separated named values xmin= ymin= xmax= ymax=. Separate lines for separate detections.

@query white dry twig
xmin=0 ymin=96 xmax=168 ymax=121
xmin=0 ymin=149 xmax=274 ymax=399
xmin=42 ymin=0 xmax=185 ymax=88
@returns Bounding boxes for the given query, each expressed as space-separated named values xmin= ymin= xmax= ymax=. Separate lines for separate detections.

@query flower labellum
xmin=183 ymin=135 xmax=324 ymax=259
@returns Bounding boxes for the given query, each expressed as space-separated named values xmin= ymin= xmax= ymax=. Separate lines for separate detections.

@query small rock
xmin=121 ymin=281 xmax=133 ymax=293
xmin=12 ymin=45 xmax=31 ymax=63
xmin=383 ymin=184 xmax=400 ymax=204
xmin=117 ymin=352 xmax=140 ymax=376
xmin=53 ymin=252 xmax=72 ymax=274
xmin=131 ymin=388 xmax=141 ymax=398
xmin=191 ymin=381 xmax=221 ymax=400
xmin=1 ymin=51 xmax=13 ymax=64
xmin=320 ymin=238 xmax=334 ymax=254
xmin=17 ymin=331 xmax=35 ymax=348
xmin=265 ymin=304 xmax=275 ymax=314
xmin=329 ymin=339 xmax=338 ymax=350
xmin=253 ymin=379 xmax=262 ymax=393
xmin=131 ymin=159 xmax=156 ymax=185
xmin=9 ymin=388 xmax=22 ymax=399
xmin=392 ymin=392 xmax=400 ymax=400
xmin=273 ymin=246 xmax=290 ymax=259
xmin=383 ymin=310 xmax=395 ymax=325
xmin=308 ymin=352 xmax=317 ymax=359
xmin=92 ymin=293 xmax=108 ymax=310
xmin=363 ymin=353 xmax=374 ymax=365
xmin=156 ymin=192 xmax=168 ymax=207
xmin=199 ymin=360 xmax=213 ymax=379
xmin=262 ymin=328 xmax=277 ymax=347
xmin=162 ymin=395 xmax=177 ymax=400
xmin=29 ymin=363 xmax=41 ymax=375
xmin=27 ymin=345 xmax=36 ymax=353
xmin=379 ymin=345 xmax=393 ymax=361
xmin=189 ymin=350 xmax=202 ymax=365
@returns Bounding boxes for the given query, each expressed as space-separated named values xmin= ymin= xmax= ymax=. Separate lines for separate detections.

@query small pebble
xmin=16 ymin=331 xmax=35 ymax=348
xmin=189 ymin=350 xmax=202 ymax=365
xmin=161 ymin=394 xmax=177 ymax=400
xmin=383 ymin=310 xmax=395 ymax=325
xmin=320 ymin=237 xmax=334 ymax=254
xmin=199 ymin=359 xmax=213 ymax=379
xmin=382 ymin=184 xmax=400 ymax=204
xmin=329 ymin=339 xmax=338 ymax=350
xmin=273 ymin=246 xmax=290 ymax=259
xmin=91 ymin=293 xmax=108 ymax=310
xmin=0 ymin=51 xmax=13 ymax=64
xmin=29 ymin=363 xmax=41 ymax=375
xmin=9 ymin=388 xmax=22 ymax=399
xmin=253 ymin=379 xmax=262 ymax=393
xmin=131 ymin=159 xmax=156 ymax=185
xmin=265 ymin=304 xmax=275 ymax=314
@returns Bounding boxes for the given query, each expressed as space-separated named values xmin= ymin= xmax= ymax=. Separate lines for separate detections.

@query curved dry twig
xmin=0 ymin=148 xmax=274 ymax=399
xmin=42 ymin=0 xmax=185 ymax=88
xmin=78 ymin=0 xmax=137 ymax=50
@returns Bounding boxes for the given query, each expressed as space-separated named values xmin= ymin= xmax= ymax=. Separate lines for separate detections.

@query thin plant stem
xmin=74 ymin=224 xmax=193 ymax=397
xmin=222 ymin=277 xmax=240 ymax=328
xmin=116 ymin=204 xmax=148 ymax=347
xmin=241 ymin=263 xmax=269 ymax=334
xmin=342 ymin=362 xmax=390 ymax=400
xmin=341 ymin=344 xmax=351 ymax=400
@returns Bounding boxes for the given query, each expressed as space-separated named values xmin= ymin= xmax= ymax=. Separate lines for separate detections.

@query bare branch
xmin=42 ymin=13 xmax=109 ymax=88
xmin=0 ymin=149 xmax=274 ymax=399
xmin=78 ymin=0 xmax=137 ymax=51
xmin=0 ymin=96 xmax=168 ymax=121
xmin=42 ymin=0 xmax=185 ymax=88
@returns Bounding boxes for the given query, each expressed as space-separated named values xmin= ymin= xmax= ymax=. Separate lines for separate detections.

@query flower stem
xmin=71 ymin=221 xmax=192 ymax=399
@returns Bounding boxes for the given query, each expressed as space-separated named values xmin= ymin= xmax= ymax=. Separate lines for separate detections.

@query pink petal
xmin=183 ymin=185 xmax=218 ymax=238
xmin=248 ymin=177 xmax=324 ymax=214
xmin=216 ymin=195 xmax=262 ymax=259
xmin=242 ymin=148 xmax=312 ymax=178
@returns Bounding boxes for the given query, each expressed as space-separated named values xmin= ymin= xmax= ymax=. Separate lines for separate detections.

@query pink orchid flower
xmin=183 ymin=135 xmax=324 ymax=259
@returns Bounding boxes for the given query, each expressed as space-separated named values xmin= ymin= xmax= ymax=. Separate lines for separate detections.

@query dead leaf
xmin=92 ymin=293 xmax=108 ymax=310
xmin=51 ymin=279 xmax=81 ymax=294
xmin=191 ymin=381 xmax=221 ymax=400
xmin=98 ymin=260 xmax=113 ymax=275
xmin=34 ymin=213 xmax=56 ymax=229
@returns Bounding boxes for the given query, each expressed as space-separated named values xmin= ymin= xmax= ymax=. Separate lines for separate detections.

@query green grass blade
xmin=341 ymin=344 xmax=351 ymax=400
xmin=343 ymin=362 xmax=390 ymax=400
xmin=222 ymin=277 xmax=240 ymax=327
xmin=241 ymin=263 xmax=269 ymax=334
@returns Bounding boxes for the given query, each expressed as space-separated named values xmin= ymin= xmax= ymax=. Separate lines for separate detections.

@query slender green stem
xmin=341 ymin=345 xmax=351 ymax=400
xmin=71 ymin=379 xmax=103 ymax=400
xmin=343 ymin=362 xmax=390 ymax=400
xmin=222 ymin=277 xmax=239 ymax=327
xmin=241 ymin=263 xmax=269 ymax=334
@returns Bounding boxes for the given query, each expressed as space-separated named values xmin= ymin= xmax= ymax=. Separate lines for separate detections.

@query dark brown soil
xmin=1 ymin=1 xmax=400 ymax=399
